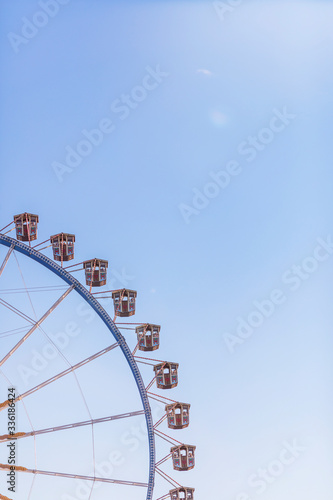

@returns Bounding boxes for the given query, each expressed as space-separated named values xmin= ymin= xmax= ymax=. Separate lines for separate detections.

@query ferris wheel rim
xmin=0 ymin=233 xmax=155 ymax=500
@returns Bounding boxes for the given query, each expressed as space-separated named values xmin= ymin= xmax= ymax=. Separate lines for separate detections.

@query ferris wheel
xmin=0 ymin=213 xmax=195 ymax=500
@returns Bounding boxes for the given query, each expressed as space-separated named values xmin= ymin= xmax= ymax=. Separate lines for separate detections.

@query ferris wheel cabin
xmin=14 ymin=213 xmax=39 ymax=241
xmin=166 ymin=403 xmax=190 ymax=429
xmin=169 ymin=487 xmax=195 ymax=499
xmin=83 ymin=259 xmax=108 ymax=287
xmin=171 ymin=444 xmax=196 ymax=471
xmin=112 ymin=289 xmax=137 ymax=317
xmin=50 ymin=233 xmax=75 ymax=261
xmin=136 ymin=323 xmax=160 ymax=351
xmin=154 ymin=362 xmax=179 ymax=389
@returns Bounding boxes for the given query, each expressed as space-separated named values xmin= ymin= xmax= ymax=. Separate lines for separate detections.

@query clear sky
xmin=1 ymin=1 xmax=333 ymax=499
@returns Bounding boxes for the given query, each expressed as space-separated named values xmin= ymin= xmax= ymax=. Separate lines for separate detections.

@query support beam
xmin=0 ymin=464 xmax=148 ymax=487
xmin=155 ymin=467 xmax=181 ymax=489
xmin=0 ymin=285 xmax=75 ymax=368
xmin=0 ymin=410 xmax=145 ymax=442
xmin=0 ymin=244 xmax=15 ymax=277
xmin=0 ymin=343 xmax=119 ymax=412
xmin=0 ymin=297 xmax=34 ymax=324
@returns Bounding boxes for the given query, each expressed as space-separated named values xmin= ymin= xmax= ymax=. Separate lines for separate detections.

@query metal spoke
xmin=0 ymin=464 xmax=148 ymax=487
xmin=0 ymin=243 xmax=15 ymax=277
xmin=156 ymin=453 xmax=172 ymax=467
xmin=0 ymin=297 xmax=35 ymax=324
xmin=155 ymin=429 xmax=182 ymax=446
xmin=154 ymin=414 xmax=168 ymax=429
xmin=0 ymin=410 xmax=145 ymax=442
xmin=0 ymin=285 xmax=75 ymax=368
xmin=0 ymin=343 xmax=119 ymax=412
xmin=155 ymin=467 xmax=181 ymax=489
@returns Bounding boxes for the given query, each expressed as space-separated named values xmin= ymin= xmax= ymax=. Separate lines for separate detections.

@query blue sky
xmin=1 ymin=1 xmax=333 ymax=499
